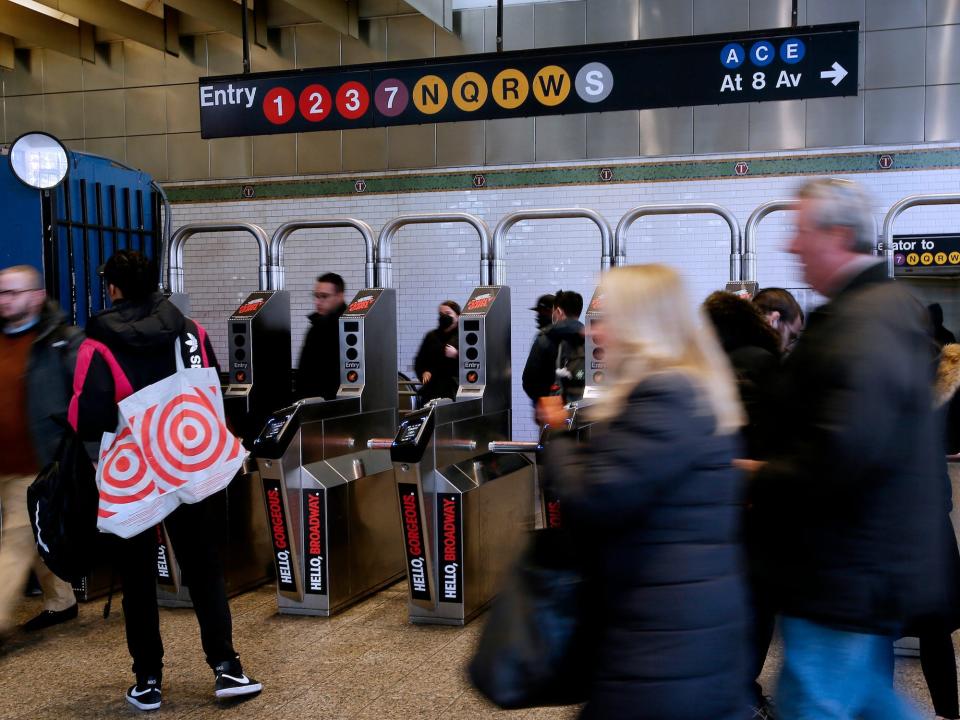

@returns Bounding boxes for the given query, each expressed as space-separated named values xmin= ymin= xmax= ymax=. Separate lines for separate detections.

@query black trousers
xmin=115 ymin=495 xmax=236 ymax=678
xmin=919 ymin=631 xmax=959 ymax=718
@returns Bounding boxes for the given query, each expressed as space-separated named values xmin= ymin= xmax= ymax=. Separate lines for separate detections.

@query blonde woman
xmin=542 ymin=265 xmax=749 ymax=720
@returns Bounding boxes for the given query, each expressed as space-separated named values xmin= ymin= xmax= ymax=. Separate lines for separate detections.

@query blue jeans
xmin=778 ymin=616 xmax=921 ymax=720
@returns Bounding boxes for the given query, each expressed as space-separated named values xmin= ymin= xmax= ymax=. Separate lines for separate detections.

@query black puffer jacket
xmin=545 ymin=372 xmax=748 ymax=720
xmin=70 ymin=293 xmax=217 ymax=441
xmin=1 ymin=300 xmax=83 ymax=467
xmin=522 ymin=319 xmax=585 ymax=403
xmin=297 ymin=304 xmax=346 ymax=401
xmin=414 ymin=326 xmax=459 ymax=403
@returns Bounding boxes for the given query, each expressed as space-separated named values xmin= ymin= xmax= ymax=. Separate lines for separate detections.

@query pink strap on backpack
xmin=68 ymin=339 xmax=134 ymax=430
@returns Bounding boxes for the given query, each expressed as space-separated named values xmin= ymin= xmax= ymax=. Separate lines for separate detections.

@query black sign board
xmin=398 ymin=482 xmax=433 ymax=603
xmin=200 ymin=23 xmax=858 ymax=139
xmin=231 ymin=291 xmax=272 ymax=318
xmin=262 ymin=477 xmax=300 ymax=597
xmin=892 ymin=234 xmax=960 ymax=275
xmin=463 ymin=286 xmax=501 ymax=314
xmin=437 ymin=493 xmax=463 ymax=604
xmin=344 ymin=288 xmax=383 ymax=316
xmin=302 ymin=489 xmax=327 ymax=595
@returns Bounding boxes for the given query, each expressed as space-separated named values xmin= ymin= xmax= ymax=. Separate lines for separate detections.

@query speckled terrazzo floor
xmin=0 ymin=581 xmax=948 ymax=719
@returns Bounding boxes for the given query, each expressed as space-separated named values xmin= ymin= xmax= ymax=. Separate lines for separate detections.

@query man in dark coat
xmin=0 ymin=265 xmax=79 ymax=636
xmin=522 ymin=290 xmax=584 ymax=406
xmin=297 ymin=272 xmax=346 ymax=401
xmin=71 ymin=251 xmax=261 ymax=711
xmin=752 ymin=178 xmax=947 ymax=718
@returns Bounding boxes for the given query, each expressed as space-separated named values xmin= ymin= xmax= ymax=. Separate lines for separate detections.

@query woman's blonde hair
xmin=590 ymin=264 xmax=744 ymax=434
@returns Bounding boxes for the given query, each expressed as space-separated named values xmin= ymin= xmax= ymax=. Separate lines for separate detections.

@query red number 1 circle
xmin=336 ymin=81 xmax=370 ymax=120
xmin=263 ymin=87 xmax=295 ymax=125
xmin=299 ymin=84 xmax=332 ymax=122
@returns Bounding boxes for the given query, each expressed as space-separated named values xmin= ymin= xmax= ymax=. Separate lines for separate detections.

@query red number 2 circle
xmin=299 ymin=84 xmax=332 ymax=122
xmin=336 ymin=81 xmax=370 ymax=120
xmin=263 ymin=87 xmax=295 ymax=125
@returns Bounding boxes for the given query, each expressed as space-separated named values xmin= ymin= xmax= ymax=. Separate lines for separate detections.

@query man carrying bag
xmin=71 ymin=251 xmax=261 ymax=712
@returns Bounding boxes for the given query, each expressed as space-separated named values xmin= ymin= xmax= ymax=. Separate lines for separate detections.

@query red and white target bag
xmin=95 ymin=343 xmax=246 ymax=539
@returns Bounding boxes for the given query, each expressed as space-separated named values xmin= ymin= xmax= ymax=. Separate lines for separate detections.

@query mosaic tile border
xmin=164 ymin=147 xmax=960 ymax=204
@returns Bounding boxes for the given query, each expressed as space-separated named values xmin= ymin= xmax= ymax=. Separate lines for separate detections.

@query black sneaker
xmin=22 ymin=603 xmax=78 ymax=632
xmin=126 ymin=676 xmax=161 ymax=711
xmin=214 ymin=660 xmax=262 ymax=699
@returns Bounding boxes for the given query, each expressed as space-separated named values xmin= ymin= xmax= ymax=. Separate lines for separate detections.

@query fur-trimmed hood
xmin=935 ymin=344 xmax=960 ymax=409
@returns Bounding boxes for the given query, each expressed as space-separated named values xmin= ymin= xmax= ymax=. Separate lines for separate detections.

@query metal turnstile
xmin=222 ymin=290 xmax=292 ymax=442
xmin=253 ymin=288 xmax=404 ymax=616
xmin=390 ymin=404 xmax=535 ymax=626
xmin=383 ymin=284 xmax=536 ymax=625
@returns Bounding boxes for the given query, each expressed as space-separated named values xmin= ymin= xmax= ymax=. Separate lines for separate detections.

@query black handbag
xmin=468 ymin=528 xmax=591 ymax=709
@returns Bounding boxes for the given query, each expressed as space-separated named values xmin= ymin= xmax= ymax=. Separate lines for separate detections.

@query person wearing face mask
xmin=414 ymin=300 xmax=461 ymax=404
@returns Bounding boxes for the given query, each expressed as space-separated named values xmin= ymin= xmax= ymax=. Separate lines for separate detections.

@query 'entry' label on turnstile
xmin=437 ymin=493 xmax=463 ymax=604
xmin=302 ymin=489 xmax=327 ymax=595
xmin=398 ymin=483 xmax=432 ymax=603
xmin=263 ymin=478 xmax=300 ymax=596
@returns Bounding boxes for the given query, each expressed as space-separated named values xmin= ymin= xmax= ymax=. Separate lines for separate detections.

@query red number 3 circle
xmin=336 ymin=81 xmax=370 ymax=120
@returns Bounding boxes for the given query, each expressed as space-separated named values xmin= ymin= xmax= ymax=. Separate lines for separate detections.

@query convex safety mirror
xmin=9 ymin=132 xmax=69 ymax=189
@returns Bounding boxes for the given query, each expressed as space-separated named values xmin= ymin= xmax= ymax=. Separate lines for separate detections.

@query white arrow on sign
xmin=820 ymin=62 xmax=848 ymax=86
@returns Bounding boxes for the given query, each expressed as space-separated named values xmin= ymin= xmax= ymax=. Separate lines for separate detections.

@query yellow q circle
xmin=452 ymin=72 xmax=489 ymax=112
xmin=533 ymin=65 xmax=571 ymax=106
xmin=492 ymin=69 xmax=529 ymax=109
xmin=413 ymin=75 xmax=449 ymax=115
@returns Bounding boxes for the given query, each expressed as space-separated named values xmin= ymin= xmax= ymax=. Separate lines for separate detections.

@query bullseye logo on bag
xmin=98 ymin=427 xmax=154 ymax=517
xmin=137 ymin=385 xmax=243 ymax=488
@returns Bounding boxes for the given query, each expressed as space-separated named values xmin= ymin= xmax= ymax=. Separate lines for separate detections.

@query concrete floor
xmin=0 ymin=581 xmax=947 ymax=719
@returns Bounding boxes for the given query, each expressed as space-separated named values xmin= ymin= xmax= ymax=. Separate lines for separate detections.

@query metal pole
xmin=791 ymin=0 xmax=799 ymax=27
xmin=241 ymin=0 xmax=250 ymax=73
xmin=496 ymin=0 xmax=504 ymax=52
xmin=614 ymin=203 xmax=743 ymax=282
xmin=269 ymin=219 xmax=377 ymax=291
xmin=882 ymin=194 xmax=960 ymax=279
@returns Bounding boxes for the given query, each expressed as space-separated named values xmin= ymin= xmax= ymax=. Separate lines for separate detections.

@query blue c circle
xmin=780 ymin=38 xmax=806 ymax=64
xmin=720 ymin=43 xmax=744 ymax=69
xmin=750 ymin=41 xmax=775 ymax=67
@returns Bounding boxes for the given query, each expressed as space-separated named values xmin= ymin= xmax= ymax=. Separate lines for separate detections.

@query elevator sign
xmin=199 ymin=22 xmax=858 ymax=139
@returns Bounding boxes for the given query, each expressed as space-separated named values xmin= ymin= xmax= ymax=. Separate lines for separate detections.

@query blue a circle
xmin=780 ymin=38 xmax=806 ymax=64
xmin=720 ymin=43 xmax=745 ymax=69
xmin=750 ymin=41 xmax=775 ymax=67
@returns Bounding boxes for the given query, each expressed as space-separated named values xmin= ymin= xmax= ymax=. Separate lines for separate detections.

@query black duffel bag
xmin=468 ymin=528 xmax=591 ymax=710
xmin=27 ymin=425 xmax=100 ymax=585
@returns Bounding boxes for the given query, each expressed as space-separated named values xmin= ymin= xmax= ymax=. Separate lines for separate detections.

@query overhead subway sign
xmin=199 ymin=22 xmax=858 ymax=139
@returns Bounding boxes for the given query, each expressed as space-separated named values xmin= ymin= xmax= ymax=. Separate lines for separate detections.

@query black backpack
xmin=27 ymin=423 xmax=101 ymax=585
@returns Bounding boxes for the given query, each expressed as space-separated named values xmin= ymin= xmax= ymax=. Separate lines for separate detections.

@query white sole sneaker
xmin=126 ymin=694 xmax=161 ymax=711
xmin=215 ymin=681 xmax=263 ymax=698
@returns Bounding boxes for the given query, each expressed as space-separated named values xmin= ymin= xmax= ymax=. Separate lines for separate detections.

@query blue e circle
xmin=780 ymin=38 xmax=806 ymax=64
xmin=750 ymin=41 xmax=775 ymax=67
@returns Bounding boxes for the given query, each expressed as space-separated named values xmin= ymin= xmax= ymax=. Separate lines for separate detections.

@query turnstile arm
xmin=488 ymin=441 xmax=541 ymax=453
xmin=368 ymin=438 xmax=394 ymax=450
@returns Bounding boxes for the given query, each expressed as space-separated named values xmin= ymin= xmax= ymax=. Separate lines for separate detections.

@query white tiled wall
xmin=172 ymin=146 xmax=960 ymax=439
